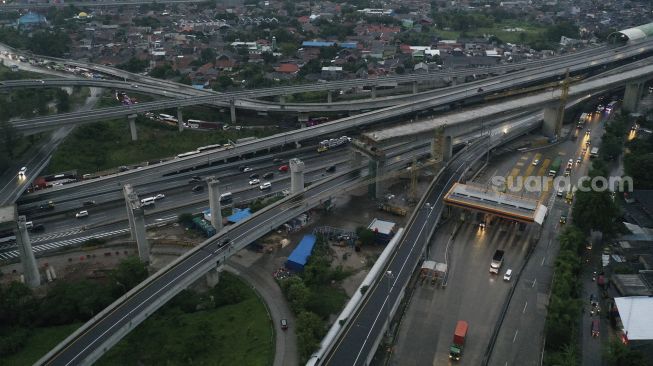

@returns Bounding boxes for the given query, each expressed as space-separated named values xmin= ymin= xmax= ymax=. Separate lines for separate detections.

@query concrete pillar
xmin=205 ymin=267 xmax=221 ymax=288
xmin=350 ymin=150 xmax=363 ymax=168
xmin=298 ymin=112 xmax=309 ymax=129
xmin=280 ymin=94 xmax=286 ymax=105
xmin=289 ymin=158 xmax=305 ymax=194
xmin=123 ymin=184 xmax=137 ymax=240
xmin=371 ymin=86 xmax=377 ymax=99
xmin=542 ymin=105 xmax=560 ymax=138
xmin=230 ymin=99 xmax=236 ymax=123
xmin=374 ymin=159 xmax=386 ymax=200
xmin=207 ymin=177 xmax=223 ymax=232
xmin=16 ymin=215 xmax=40 ymax=287
xmin=128 ymin=114 xmax=138 ymax=141
xmin=443 ymin=135 xmax=452 ymax=161
xmin=623 ymin=82 xmax=644 ymax=113
xmin=177 ymin=108 xmax=184 ymax=132
xmin=412 ymin=81 xmax=418 ymax=94
xmin=131 ymin=206 xmax=150 ymax=263
xmin=327 ymin=90 xmax=333 ymax=103
xmin=299 ymin=121 xmax=307 ymax=129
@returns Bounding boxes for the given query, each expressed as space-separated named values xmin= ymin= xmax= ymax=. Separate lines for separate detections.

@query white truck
xmin=490 ymin=250 xmax=505 ymax=274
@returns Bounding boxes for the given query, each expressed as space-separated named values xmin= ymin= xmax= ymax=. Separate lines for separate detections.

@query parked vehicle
xmin=449 ymin=320 xmax=468 ymax=360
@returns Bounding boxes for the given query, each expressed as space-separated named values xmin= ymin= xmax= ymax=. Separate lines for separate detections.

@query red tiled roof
xmin=275 ymin=63 xmax=299 ymax=73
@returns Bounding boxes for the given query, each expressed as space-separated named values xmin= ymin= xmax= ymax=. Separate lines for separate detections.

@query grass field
xmin=97 ymin=273 xmax=274 ymax=366
xmin=46 ymin=108 xmax=278 ymax=174
xmin=1 ymin=323 xmax=81 ymax=366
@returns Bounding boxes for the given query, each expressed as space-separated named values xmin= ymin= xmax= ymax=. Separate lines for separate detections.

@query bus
xmin=159 ymin=114 xmax=178 ymax=123
xmin=605 ymin=101 xmax=618 ymax=112
xmin=197 ymin=144 xmax=222 ymax=153
xmin=187 ymin=119 xmax=203 ymax=129
xmin=176 ymin=151 xmax=200 ymax=159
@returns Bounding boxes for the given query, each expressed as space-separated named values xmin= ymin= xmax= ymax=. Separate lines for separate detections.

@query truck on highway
xmin=489 ymin=249 xmax=505 ymax=274
xmin=449 ymin=320 xmax=468 ymax=361
xmin=548 ymin=157 xmax=562 ymax=177
xmin=590 ymin=147 xmax=599 ymax=158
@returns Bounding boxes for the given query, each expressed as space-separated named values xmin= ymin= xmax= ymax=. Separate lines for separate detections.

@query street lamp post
xmin=385 ymin=270 xmax=394 ymax=334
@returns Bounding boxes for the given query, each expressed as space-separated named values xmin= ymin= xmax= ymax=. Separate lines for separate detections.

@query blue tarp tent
xmin=285 ymin=234 xmax=317 ymax=271
xmin=227 ymin=208 xmax=252 ymax=223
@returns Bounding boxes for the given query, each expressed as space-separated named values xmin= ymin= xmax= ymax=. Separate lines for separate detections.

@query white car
xmin=249 ymin=178 xmax=260 ymax=185
xmin=532 ymin=159 xmax=540 ymax=166
xmin=503 ymin=269 xmax=512 ymax=281
xmin=18 ymin=166 xmax=27 ymax=176
xmin=243 ymin=167 xmax=253 ymax=172
xmin=154 ymin=194 xmax=166 ymax=200
xmin=76 ymin=210 xmax=89 ymax=218
xmin=259 ymin=182 xmax=272 ymax=190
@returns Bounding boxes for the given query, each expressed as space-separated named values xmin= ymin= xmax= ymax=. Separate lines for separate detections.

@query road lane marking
xmin=532 ymin=278 xmax=537 ymax=288
xmin=513 ymin=330 xmax=519 ymax=343
xmin=541 ymin=256 xmax=546 ymax=266
xmin=523 ymin=301 xmax=528 ymax=314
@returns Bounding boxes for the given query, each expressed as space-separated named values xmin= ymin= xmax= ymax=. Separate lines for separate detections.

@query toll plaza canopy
xmin=608 ymin=22 xmax=653 ymax=43
xmin=443 ymin=183 xmax=547 ymax=224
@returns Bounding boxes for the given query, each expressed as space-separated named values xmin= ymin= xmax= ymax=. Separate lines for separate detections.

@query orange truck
xmin=449 ymin=320 xmax=468 ymax=361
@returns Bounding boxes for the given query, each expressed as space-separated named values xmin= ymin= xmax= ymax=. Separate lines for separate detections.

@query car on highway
xmin=278 ymin=165 xmax=289 ymax=172
xmin=119 ymin=166 xmax=129 ymax=172
xmin=280 ymin=318 xmax=288 ymax=330
xmin=249 ymin=173 xmax=259 ymax=179
xmin=76 ymin=210 xmax=89 ymax=218
xmin=577 ymin=156 xmax=582 ymax=164
xmin=243 ymin=167 xmax=253 ymax=172
xmin=18 ymin=166 xmax=26 ymax=176
xmin=585 ymin=130 xmax=591 ymax=136
xmin=154 ymin=194 xmax=165 ymax=200
xmin=557 ymin=188 xmax=564 ymax=197
xmin=273 ymin=158 xmax=283 ymax=164
xmin=263 ymin=172 xmax=274 ymax=179
xmin=532 ymin=159 xmax=540 ymax=166
xmin=249 ymin=178 xmax=260 ymax=185
xmin=560 ymin=215 xmax=567 ymax=224
xmin=259 ymin=182 xmax=272 ymax=190
xmin=591 ymin=319 xmax=600 ymax=337
xmin=326 ymin=165 xmax=337 ymax=172
xmin=192 ymin=185 xmax=204 ymax=192
xmin=30 ymin=224 xmax=45 ymax=233
xmin=83 ymin=200 xmax=96 ymax=206
xmin=503 ymin=269 xmax=512 ymax=281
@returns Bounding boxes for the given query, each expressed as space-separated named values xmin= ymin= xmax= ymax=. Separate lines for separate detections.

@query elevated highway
xmin=0 ymin=42 xmax=639 ymax=116
xmin=10 ymin=40 xmax=653 ymax=136
xmin=0 ymin=0 xmax=210 ymax=11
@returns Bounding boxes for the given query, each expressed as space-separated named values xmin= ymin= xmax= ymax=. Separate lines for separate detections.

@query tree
xmin=178 ymin=213 xmax=194 ymax=226
xmin=573 ymin=186 xmax=619 ymax=234
xmin=110 ymin=257 xmax=148 ymax=295
xmin=0 ymin=120 xmax=19 ymax=158
xmin=117 ymin=57 xmax=149 ymax=73
xmin=56 ymin=89 xmax=70 ymax=112
xmin=280 ymin=42 xmax=297 ymax=57
xmin=604 ymin=340 xmax=649 ymax=366
xmin=283 ymin=277 xmax=310 ymax=313
xmin=296 ymin=311 xmax=325 ymax=362
xmin=356 ymin=227 xmax=376 ymax=246
xmin=200 ymin=48 xmax=217 ymax=65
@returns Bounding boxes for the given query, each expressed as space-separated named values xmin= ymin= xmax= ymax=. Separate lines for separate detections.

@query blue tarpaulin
xmin=285 ymin=234 xmax=317 ymax=271
xmin=227 ymin=208 xmax=252 ymax=223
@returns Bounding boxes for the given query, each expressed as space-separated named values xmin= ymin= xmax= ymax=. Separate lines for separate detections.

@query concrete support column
xmin=123 ymin=184 xmax=137 ymax=240
xmin=371 ymin=86 xmax=377 ymax=99
xmin=207 ymin=177 xmax=223 ymax=232
xmin=280 ymin=94 xmax=286 ymax=106
xmin=623 ymin=82 xmax=644 ymax=113
xmin=350 ymin=150 xmax=363 ymax=168
xmin=443 ymin=135 xmax=453 ymax=161
xmin=412 ymin=81 xmax=418 ymax=94
xmin=16 ymin=215 xmax=40 ymax=287
xmin=205 ymin=267 xmax=221 ymax=288
xmin=298 ymin=113 xmax=309 ymax=129
xmin=127 ymin=114 xmax=138 ymax=141
xmin=177 ymin=108 xmax=184 ymax=132
xmin=374 ymin=159 xmax=387 ymax=200
xmin=131 ymin=206 xmax=150 ymax=263
xmin=542 ymin=105 xmax=560 ymax=138
xmin=327 ymin=90 xmax=333 ymax=103
xmin=289 ymin=158 xmax=305 ymax=194
xmin=451 ymin=77 xmax=458 ymax=86
xmin=230 ymin=99 xmax=236 ymax=123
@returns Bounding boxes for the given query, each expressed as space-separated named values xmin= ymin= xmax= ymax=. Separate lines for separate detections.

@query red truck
xmin=449 ymin=320 xmax=468 ymax=361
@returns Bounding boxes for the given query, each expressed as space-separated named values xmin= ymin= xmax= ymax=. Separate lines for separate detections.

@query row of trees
xmin=0 ymin=257 xmax=148 ymax=357
xmin=0 ymin=27 xmax=70 ymax=58
xmin=279 ymin=236 xmax=349 ymax=362
xmin=625 ymin=114 xmax=653 ymax=189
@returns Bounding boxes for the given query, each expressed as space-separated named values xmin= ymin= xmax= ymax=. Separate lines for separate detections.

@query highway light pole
xmin=385 ymin=270 xmax=394 ymax=335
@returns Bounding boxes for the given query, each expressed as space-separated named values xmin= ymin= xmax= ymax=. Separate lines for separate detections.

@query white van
xmin=219 ymin=192 xmax=233 ymax=203
xmin=140 ymin=197 xmax=156 ymax=206
xmin=259 ymin=182 xmax=272 ymax=190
